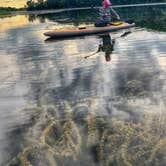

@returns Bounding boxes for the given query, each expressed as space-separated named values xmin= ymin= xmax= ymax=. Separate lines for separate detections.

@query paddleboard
xmin=44 ymin=22 xmax=135 ymax=38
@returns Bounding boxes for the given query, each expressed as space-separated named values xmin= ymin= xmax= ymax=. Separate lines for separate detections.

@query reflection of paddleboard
xmin=44 ymin=21 xmax=135 ymax=38
xmin=56 ymin=18 xmax=71 ymax=22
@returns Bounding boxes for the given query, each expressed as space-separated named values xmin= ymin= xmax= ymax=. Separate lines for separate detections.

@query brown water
xmin=0 ymin=6 xmax=166 ymax=166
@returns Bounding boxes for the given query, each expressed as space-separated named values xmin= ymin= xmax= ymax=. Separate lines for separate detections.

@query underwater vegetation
xmin=6 ymin=97 xmax=166 ymax=166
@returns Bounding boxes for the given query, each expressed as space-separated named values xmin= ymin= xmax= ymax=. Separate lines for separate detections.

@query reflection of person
xmin=84 ymin=31 xmax=131 ymax=61
xmin=84 ymin=33 xmax=115 ymax=62
xmin=95 ymin=0 xmax=120 ymax=27
xmin=97 ymin=34 xmax=115 ymax=62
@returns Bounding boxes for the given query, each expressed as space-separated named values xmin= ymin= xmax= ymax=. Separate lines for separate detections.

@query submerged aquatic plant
xmin=7 ymin=98 xmax=166 ymax=166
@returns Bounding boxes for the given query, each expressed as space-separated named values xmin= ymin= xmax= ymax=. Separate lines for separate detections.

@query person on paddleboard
xmin=95 ymin=0 xmax=120 ymax=27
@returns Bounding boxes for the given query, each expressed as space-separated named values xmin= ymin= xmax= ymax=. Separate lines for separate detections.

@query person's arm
xmin=110 ymin=7 xmax=120 ymax=20
xmin=97 ymin=44 xmax=103 ymax=52
xmin=99 ymin=8 xmax=104 ymax=17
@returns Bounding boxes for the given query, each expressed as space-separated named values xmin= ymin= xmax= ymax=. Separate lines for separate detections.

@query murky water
xmin=0 ymin=5 xmax=166 ymax=166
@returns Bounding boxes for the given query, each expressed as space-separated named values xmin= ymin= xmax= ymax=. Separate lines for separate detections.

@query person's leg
xmin=95 ymin=20 xmax=107 ymax=27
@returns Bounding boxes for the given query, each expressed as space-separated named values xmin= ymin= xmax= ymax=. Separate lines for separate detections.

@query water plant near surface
xmin=7 ymin=98 xmax=166 ymax=166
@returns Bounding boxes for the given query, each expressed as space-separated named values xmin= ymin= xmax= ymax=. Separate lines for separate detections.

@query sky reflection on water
xmin=0 ymin=6 xmax=166 ymax=166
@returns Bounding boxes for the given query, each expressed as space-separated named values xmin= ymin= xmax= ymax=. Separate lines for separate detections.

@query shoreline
xmin=1 ymin=2 xmax=166 ymax=18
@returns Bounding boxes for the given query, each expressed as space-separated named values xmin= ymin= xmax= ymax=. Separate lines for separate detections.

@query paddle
xmin=84 ymin=50 xmax=101 ymax=59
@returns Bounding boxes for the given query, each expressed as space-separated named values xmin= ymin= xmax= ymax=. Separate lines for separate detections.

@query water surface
xmin=0 ymin=5 xmax=166 ymax=166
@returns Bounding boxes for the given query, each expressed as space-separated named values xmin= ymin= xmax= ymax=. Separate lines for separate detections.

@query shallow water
xmin=0 ymin=5 xmax=166 ymax=166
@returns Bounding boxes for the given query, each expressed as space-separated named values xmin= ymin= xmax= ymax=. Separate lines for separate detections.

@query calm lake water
xmin=0 ymin=5 xmax=166 ymax=166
